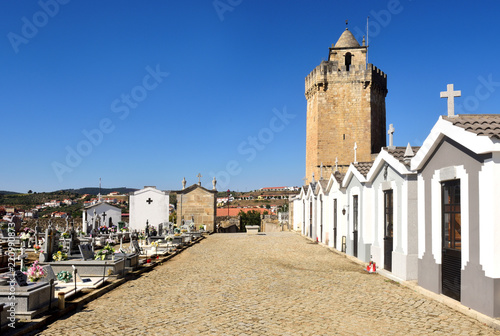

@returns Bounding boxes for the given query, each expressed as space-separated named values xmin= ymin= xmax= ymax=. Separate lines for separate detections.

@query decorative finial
xmin=354 ymin=142 xmax=358 ymax=164
xmin=182 ymin=177 xmax=186 ymax=190
xmin=362 ymin=36 xmax=366 ymax=46
xmin=388 ymin=124 xmax=395 ymax=149
xmin=212 ymin=177 xmax=217 ymax=190
xmin=346 ymin=19 xmax=348 ymax=29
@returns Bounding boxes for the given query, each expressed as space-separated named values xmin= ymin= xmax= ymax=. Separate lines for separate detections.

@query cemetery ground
xmin=14 ymin=232 xmax=500 ymax=336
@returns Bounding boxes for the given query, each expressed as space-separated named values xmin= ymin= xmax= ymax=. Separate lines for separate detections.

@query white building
xmin=129 ymin=186 xmax=170 ymax=232
xmin=82 ymin=202 xmax=122 ymax=234
xmin=366 ymin=146 xmax=419 ymax=280
xmin=411 ymin=114 xmax=500 ymax=317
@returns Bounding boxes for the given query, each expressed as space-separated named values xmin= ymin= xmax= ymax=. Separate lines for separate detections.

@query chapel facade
xmin=305 ymin=27 xmax=387 ymax=184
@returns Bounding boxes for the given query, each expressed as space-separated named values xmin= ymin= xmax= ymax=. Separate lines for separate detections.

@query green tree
xmin=239 ymin=210 xmax=261 ymax=232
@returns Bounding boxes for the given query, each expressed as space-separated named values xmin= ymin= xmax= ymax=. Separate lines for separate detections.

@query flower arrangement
xmin=24 ymin=261 xmax=47 ymax=282
xmin=52 ymin=250 xmax=68 ymax=261
xmin=22 ymin=227 xmax=35 ymax=236
xmin=33 ymin=244 xmax=42 ymax=253
xmin=181 ymin=229 xmax=187 ymax=233
xmin=105 ymin=238 xmax=116 ymax=245
xmin=138 ymin=233 xmax=145 ymax=240
xmin=109 ymin=225 xmax=117 ymax=233
xmin=95 ymin=244 xmax=115 ymax=260
xmin=120 ymin=227 xmax=129 ymax=232
xmin=174 ymin=233 xmax=181 ymax=236
xmin=56 ymin=270 xmax=73 ymax=283
xmin=166 ymin=236 xmax=173 ymax=242
xmin=99 ymin=226 xmax=108 ymax=234
xmin=19 ymin=232 xmax=31 ymax=241
xmin=199 ymin=225 xmax=204 ymax=230
xmin=61 ymin=232 xmax=70 ymax=239
xmin=151 ymin=241 xmax=159 ymax=248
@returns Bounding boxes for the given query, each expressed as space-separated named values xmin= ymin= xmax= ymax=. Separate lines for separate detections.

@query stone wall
xmin=177 ymin=185 xmax=217 ymax=232
xmin=304 ymin=42 xmax=387 ymax=183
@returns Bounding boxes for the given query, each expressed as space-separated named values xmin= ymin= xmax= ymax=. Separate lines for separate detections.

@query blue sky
xmin=1 ymin=0 xmax=499 ymax=193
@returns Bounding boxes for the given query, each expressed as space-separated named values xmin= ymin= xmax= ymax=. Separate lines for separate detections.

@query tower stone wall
xmin=305 ymin=28 xmax=387 ymax=184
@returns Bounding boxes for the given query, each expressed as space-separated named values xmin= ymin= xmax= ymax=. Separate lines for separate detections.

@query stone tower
xmin=305 ymin=28 xmax=387 ymax=184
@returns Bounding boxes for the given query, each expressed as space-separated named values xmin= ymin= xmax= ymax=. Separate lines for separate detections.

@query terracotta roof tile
xmin=384 ymin=146 xmax=420 ymax=168
xmin=333 ymin=171 xmax=344 ymax=184
xmin=317 ymin=180 xmax=328 ymax=191
xmin=353 ymin=162 xmax=373 ymax=178
xmin=443 ymin=114 xmax=500 ymax=139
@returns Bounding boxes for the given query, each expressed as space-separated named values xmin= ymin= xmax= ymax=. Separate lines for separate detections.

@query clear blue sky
xmin=1 ymin=0 xmax=499 ymax=193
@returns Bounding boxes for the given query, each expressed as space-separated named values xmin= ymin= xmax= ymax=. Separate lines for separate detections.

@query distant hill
xmin=58 ymin=187 xmax=138 ymax=195
xmin=0 ymin=190 xmax=20 ymax=195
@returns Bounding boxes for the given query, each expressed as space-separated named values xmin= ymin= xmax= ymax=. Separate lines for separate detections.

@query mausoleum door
xmin=353 ymin=195 xmax=358 ymax=258
xmin=333 ymin=199 xmax=337 ymax=249
xmin=441 ymin=180 xmax=461 ymax=301
xmin=383 ymin=190 xmax=394 ymax=272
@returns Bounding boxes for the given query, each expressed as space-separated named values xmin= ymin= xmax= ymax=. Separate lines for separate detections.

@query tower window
xmin=343 ymin=134 xmax=346 ymax=140
xmin=345 ymin=52 xmax=352 ymax=71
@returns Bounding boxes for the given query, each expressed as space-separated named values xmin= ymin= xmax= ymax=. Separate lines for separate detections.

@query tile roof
xmin=317 ymin=180 xmax=328 ymax=191
xmin=443 ymin=114 xmax=500 ymax=139
xmin=384 ymin=146 xmax=421 ymax=168
xmin=353 ymin=162 xmax=373 ymax=178
xmin=333 ymin=171 xmax=344 ymax=184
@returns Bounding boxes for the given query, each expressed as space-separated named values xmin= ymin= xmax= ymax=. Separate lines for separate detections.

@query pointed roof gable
xmin=342 ymin=162 xmax=373 ymax=187
xmin=173 ymin=183 xmax=217 ymax=195
xmin=365 ymin=147 xmax=417 ymax=182
xmin=412 ymin=115 xmax=500 ymax=171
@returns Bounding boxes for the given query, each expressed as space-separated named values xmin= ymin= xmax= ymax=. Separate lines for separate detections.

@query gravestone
xmin=158 ymin=224 xmax=163 ymax=236
xmin=41 ymin=265 xmax=57 ymax=283
xmin=18 ymin=248 xmax=28 ymax=270
xmin=39 ymin=225 xmax=56 ymax=262
xmin=130 ymin=240 xmax=141 ymax=255
xmin=34 ymin=221 xmax=41 ymax=244
xmin=14 ymin=270 xmax=28 ymax=286
xmin=79 ymin=244 xmax=94 ymax=261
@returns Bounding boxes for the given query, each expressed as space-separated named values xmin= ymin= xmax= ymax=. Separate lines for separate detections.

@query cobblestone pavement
xmin=35 ymin=233 xmax=500 ymax=335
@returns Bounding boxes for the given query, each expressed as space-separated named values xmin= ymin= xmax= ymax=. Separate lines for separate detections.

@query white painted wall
xmin=129 ymin=187 xmax=169 ymax=232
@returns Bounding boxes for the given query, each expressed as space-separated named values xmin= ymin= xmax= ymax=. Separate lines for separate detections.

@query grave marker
xmin=14 ymin=270 xmax=28 ymax=286
xmin=79 ymin=244 xmax=95 ymax=261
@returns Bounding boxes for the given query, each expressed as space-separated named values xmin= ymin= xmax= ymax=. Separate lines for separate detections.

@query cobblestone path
xmin=35 ymin=233 xmax=500 ymax=335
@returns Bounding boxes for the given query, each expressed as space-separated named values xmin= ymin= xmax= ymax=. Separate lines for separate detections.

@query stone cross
xmin=302 ymin=176 xmax=307 ymax=185
xmin=18 ymin=247 xmax=28 ymax=270
xmin=182 ymin=177 xmax=186 ymax=189
xmin=320 ymin=163 xmax=324 ymax=180
xmin=354 ymin=142 xmax=358 ymax=164
xmin=101 ymin=212 xmax=107 ymax=225
xmin=440 ymin=84 xmax=461 ymax=117
xmin=212 ymin=177 xmax=217 ymax=190
xmin=197 ymin=173 xmax=202 ymax=186
xmin=335 ymin=157 xmax=338 ymax=172
xmin=388 ymin=124 xmax=395 ymax=149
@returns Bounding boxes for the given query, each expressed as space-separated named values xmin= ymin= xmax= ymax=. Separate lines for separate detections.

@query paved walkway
xmin=35 ymin=233 xmax=500 ymax=335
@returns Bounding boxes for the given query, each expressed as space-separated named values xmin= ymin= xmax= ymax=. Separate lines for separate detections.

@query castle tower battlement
xmin=305 ymin=28 xmax=387 ymax=184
